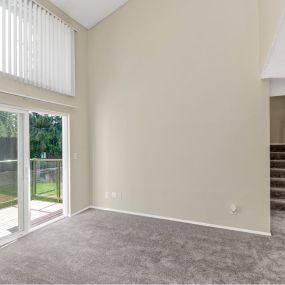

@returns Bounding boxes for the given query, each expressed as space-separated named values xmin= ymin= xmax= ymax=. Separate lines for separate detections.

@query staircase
xmin=271 ymin=145 xmax=285 ymax=211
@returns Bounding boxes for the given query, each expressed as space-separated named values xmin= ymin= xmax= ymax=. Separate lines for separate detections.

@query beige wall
xmin=0 ymin=0 xmax=90 ymax=214
xmin=87 ymin=0 xmax=282 ymax=233
xmin=270 ymin=96 xmax=285 ymax=143
xmin=3 ymin=0 xmax=282 ymax=231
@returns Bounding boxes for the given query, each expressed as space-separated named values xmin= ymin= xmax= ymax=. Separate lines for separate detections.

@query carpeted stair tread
xmin=271 ymin=160 xmax=285 ymax=168
xmin=271 ymin=168 xmax=285 ymax=171
xmin=270 ymin=144 xmax=285 ymax=152
xmin=271 ymin=177 xmax=285 ymax=181
xmin=271 ymin=152 xmax=285 ymax=160
xmin=271 ymin=178 xmax=285 ymax=188
xmin=271 ymin=188 xmax=285 ymax=199
xmin=271 ymin=168 xmax=285 ymax=178
xmin=271 ymin=198 xmax=285 ymax=203
xmin=271 ymin=198 xmax=285 ymax=210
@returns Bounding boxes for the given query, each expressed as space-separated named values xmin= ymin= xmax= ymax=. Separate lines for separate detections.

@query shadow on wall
xmin=271 ymin=96 xmax=285 ymax=144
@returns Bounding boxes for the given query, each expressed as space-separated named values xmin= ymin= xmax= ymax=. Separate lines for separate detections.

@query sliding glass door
xmin=0 ymin=106 xmax=68 ymax=246
xmin=0 ymin=107 xmax=28 ymax=244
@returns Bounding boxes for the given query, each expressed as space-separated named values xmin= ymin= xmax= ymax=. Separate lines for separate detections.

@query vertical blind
xmin=0 ymin=0 xmax=75 ymax=96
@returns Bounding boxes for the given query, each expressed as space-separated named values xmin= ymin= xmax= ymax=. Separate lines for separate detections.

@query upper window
xmin=0 ymin=0 xmax=75 ymax=96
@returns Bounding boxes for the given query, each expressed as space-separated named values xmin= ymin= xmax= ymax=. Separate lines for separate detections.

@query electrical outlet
xmin=105 ymin=192 xmax=109 ymax=199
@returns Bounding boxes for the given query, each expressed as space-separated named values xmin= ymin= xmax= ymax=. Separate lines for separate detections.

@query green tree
xmin=29 ymin=113 xmax=62 ymax=159
xmin=0 ymin=111 xmax=17 ymax=138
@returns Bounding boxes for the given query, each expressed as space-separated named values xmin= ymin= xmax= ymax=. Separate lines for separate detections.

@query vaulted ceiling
xmin=49 ymin=0 xmax=128 ymax=29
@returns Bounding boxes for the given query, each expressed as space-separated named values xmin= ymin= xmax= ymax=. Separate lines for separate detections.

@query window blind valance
xmin=0 ymin=0 xmax=75 ymax=96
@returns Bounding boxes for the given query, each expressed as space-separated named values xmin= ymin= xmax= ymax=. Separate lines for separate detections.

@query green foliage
xmin=0 ymin=111 xmax=62 ymax=159
xmin=0 ymin=111 xmax=17 ymax=138
xmin=29 ymin=113 xmax=62 ymax=159
xmin=0 ymin=182 xmax=61 ymax=208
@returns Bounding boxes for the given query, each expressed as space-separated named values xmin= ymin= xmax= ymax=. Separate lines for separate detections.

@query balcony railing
xmin=30 ymin=159 xmax=63 ymax=203
xmin=0 ymin=159 xmax=62 ymax=209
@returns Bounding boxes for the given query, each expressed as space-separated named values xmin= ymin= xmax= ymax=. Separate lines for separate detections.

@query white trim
xmin=270 ymin=79 xmax=285 ymax=97
xmin=0 ymin=106 xmax=28 ymax=246
xmin=0 ymin=89 xmax=76 ymax=108
xmin=62 ymin=115 xmax=71 ymax=217
xmin=0 ymin=104 xmax=28 ymax=114
xmin=68 ymin=206 xmax=92 ymax=217
xmin=17 ymin=112 xmax=25 ymax=233
xmin=22 ymin=111 xmax=31 ymax=233
xmin=91 ymin=207 xmax=272 ymax=237
xmin=0 ymin=102 xmax=72 ymax=123
xmin=0 ymin=233 xmax=21 ymax=248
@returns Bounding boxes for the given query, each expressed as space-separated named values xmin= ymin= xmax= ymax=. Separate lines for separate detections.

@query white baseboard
xmin=69 ymin=206 xmax=92 ymax=217
xmin=91 ymin=206 xmax=271 ymax=237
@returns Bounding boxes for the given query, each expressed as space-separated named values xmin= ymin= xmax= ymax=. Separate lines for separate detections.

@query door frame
xmin=0 ymin=104 xmax=70 ymax=246
xmin=0 ymin=105 xmax=29 ymax=247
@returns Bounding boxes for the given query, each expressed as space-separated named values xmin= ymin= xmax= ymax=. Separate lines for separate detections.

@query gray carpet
xmin=0 ymin=209 xmax=285 ymax=284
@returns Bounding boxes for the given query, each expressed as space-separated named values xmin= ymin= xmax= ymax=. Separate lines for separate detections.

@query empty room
xmin=0 ymin=0 xmax=285 ymax=284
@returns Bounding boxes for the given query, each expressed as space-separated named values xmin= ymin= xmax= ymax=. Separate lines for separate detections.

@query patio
xmin=0 ymin=201 xmax=63 ymax=239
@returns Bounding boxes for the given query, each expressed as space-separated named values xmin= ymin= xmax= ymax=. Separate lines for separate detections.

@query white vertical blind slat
xmin=13 ymin=0 xmax=17 ymax=76
xmin=2 ymin=0 xmax=6 ymax=73
xmin=66 ymin=28 xmax=71 ymax=95
xmin=71 ymin=30 xmax=75 ymax=96
xmin=28 ymin=0 xmax=31 ymax=81
xmin=36 ymin=4 xmax=40 ymax=85
xmin=63 ymin=24 xmax=67 ymax=94
xmin=46 ymin=10 xmax=50 ymax=88
xmin=42 ymin=8 xmax=45 ymax=87
xmin=23 ymin=0 xmax=27 ymax=80
xmin=32 ymin=2 xmax=36 ymax=83
xmin=54 ymin=17 xmax=58 ymax=91
xmin=18 ymin=0 xmax=22 ymax=78
xmin=46 ymin=11 xmax=49 ymax=88
xmin=7 ymin=0 xmax=11 ymax=74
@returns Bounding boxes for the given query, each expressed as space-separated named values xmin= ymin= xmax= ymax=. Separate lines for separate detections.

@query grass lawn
xmin=0 ymin=182 xmax=61 ymax=208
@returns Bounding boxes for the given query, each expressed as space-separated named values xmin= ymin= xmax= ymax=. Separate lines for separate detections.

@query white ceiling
xmin=49 ymin=0 xmax=128 ymax=29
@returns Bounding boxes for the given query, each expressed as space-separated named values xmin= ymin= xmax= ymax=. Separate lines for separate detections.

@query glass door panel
xmin=0 ymin=111 xmax=19 ymax=239
xmin=29 ymin=112 xmax=64 ymax=228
